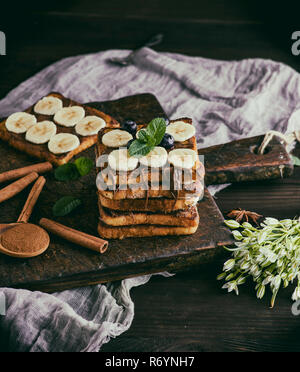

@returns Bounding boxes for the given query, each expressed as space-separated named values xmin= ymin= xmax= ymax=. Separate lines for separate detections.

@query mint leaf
xmin=53 ymin=196 xmax=82 ymax=217
xmin=291 ymin=155 xmax=300 ymax=166
xmin=54 ymin=163 xmax=80 ymax=181
xmin=137 ymin=128 xmax=151 ymax=143
xmin=54 ymin=157 xmax=93 ymax=181
xmin=74 ymin=157 xmax=94 ymax=176
xmin=128 ymin=118 xmax=167 ymax=158
xmin=129 ymin=140 xmax=154 ymax=158
xmin=147 ymin=118 xmax=166 ymax=145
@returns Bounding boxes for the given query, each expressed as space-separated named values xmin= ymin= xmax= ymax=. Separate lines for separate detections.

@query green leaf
xmin=74 ymin=157 xmax=94 ymax=176
xmin=54 ymin=163 xmax=80 ymax=181
xmin=137 ymin=129 xmax=151 ymax=143
xmin=128 ymin=140 xmax=154 ymax=158
xmin=53 ymin=196 xmax=82 ymax=217
xmin=147 ymin=117 xmax=167 ymax=145
xmin=128 ymin=117 xmax=166 ymax=158
xmin=291 ymin=155 xmax=300 ymax=166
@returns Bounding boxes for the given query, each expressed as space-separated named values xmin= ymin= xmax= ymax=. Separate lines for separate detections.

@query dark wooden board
xmin=201 ymin=136 xmax=294 ymax=185
xmin=0 ymin=93 xmax=233 ymax=292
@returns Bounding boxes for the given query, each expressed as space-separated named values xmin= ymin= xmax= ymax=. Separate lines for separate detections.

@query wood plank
xmin=102 ymin=264 xmax=300 ymax=352
xmin=201 ymin=135 xmax=294 ymax=185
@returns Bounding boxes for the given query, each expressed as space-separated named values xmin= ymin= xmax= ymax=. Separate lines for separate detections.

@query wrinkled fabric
xmin=0 ymin=48 xmax=299 ymax=352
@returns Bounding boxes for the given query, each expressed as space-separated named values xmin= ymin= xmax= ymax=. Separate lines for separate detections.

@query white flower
xmin=264 ymin=217 xmax=279 ymax=226
xmin=257 ymin=285 xmax=265 ymax=299
xmin=223 ymin=259 xmax=235 ymax=272
xmin=286 ymin=239 xmax=294 ymax=252
xmin=292 ymin=287 xmax=300 ymax=301
xmin=272 ymin=275 xmax=281 ymax=290
xmin=222 ymin=281 xmax=239 ymax=295
xmin=224 ymin=220 xmax=240 ymax=229
xmin=240 ymin=260 xmax=251 ymax=271
xmin=242 ymin=222 xmax=253 ymax=229
xmin=232 ymin=230 xmax=243 ymax=240
xmin=262 ymin=276 xmax=273 ymax=286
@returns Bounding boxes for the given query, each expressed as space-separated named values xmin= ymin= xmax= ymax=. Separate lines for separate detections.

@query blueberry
xmin=159 ymin=133 xmax=174 ymax=150
xmin=164 ymin=118 xmax=170 ymax=126
xmin=122 ymin=119 xmax=137 ymax=135
xmin=126 ymin=139 xmax=135 ymax=148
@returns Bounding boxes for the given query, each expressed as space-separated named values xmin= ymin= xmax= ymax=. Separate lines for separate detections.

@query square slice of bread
xmin=97 ymin=218 xmax=199 ymax=240
xmin=99 ymin=203 xmax=199 ymax=227
xmin=0 ymin=92 xmax=119 ymax=166
xmin=98 ymin=192 xmax=200 ymax=213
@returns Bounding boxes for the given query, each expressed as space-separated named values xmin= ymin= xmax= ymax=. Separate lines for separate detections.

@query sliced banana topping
xmin=168 ymin=148 xmax=198 ymax=169
xmin=48 ymin=133 xmax=80 ymax=154
xmin=108 ymin=148 xmax=139 ymax=171
xmin=5 ymin=112 xmax=37 ymax=134
xmin=139 ymin=146 xmax=168 ymax=168
xmin=26 ymin=120 xmax=57 ymax=144
xmin=102 ymin=129 xmax=133 ymax=148
xmin=166 ymin=121 xmax=196 ymax=142
xmin=34 ymin=96 xmax=63 ymax=115
xmin=75 ymin=116 xmax=106 ymax=136
xmin=54 ymin=106 xmax=85 ymax=127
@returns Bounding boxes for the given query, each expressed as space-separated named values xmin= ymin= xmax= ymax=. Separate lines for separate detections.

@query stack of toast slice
xmin=96 ymin=118 xmax=205 ymax=239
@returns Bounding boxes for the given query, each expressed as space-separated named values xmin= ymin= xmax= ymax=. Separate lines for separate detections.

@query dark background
xmin=1 ymin=0 xmax=300 ymax=99
xmin=1 ymin=0 xmax=300 ymax=352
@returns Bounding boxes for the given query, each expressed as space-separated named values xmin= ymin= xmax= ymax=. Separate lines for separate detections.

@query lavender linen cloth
xmin=0 ymin=48 xmax=299 ymax=352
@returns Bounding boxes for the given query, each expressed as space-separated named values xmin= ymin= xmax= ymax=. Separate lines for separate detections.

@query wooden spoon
xmin=0 ymin=176 xmax=50 ymax=258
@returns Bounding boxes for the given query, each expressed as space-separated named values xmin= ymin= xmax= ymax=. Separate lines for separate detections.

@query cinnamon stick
xmin=39 ymin=218 xmax=108 ymax=254
xmin=0 ymin=172 xmax=38 ymax=204
xmin=0 ymin=162 xmax=52 ymax=184
xmin=18 ymin=176 xmax=46 ymax=223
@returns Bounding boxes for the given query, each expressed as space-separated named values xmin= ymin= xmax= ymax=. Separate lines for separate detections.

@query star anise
xmin=226 ymin=208 xmax=263 ymax=225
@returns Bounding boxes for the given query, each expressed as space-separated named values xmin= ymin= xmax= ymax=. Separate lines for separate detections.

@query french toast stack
xmin=96 ymin=117 xmax=205 ymax=239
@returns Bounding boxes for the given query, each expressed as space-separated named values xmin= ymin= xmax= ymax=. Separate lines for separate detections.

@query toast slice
xmin=99 ymin=204 xmax=199 ymax=227
xmin=0 ymin=92 xmax=119 ymax=166
xmin=98 ymin=178 xmax=204 ymax=200
xmin=97 ymin=218 xmax=199 ymax=239
xmin=98 ymin=192 xmax=200 ymax=212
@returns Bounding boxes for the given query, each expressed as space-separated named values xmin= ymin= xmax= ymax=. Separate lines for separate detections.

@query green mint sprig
xmin=218 ymin=217 xmax=300 ymax=308
xmin=53 ymin=196 xmax=82 ymax=217
xmin=129 ymin=118 xmax=167 ymax=158
xmin=54 ymin=157 xmax=94 ymax=181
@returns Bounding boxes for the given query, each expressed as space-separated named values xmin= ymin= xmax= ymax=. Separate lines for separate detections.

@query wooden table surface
xmin=1 ymin=0 xmax=300 ymax=352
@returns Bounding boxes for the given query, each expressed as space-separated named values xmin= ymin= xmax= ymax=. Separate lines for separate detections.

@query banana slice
xmin=108 ymin=149 xmax=138 ymax=171
xmin=26 ymin=120 xmax=57 ymax=144
xmin=102 ymin=129 xmax=133 ymax=148
xmin=140 ymin=146 xmax=168 ymax=168
xmin=5 ymin=112 xmax=37 ymax=134
xmin=168 ymin=148 xmax=198 ymax=169
xmin=48 ymin=133 xmax=80 ymax=154
xmin=166 ymin=121 xmax=196 ymax=142
xmin=54 ymin=106 xmax=85 ymax=127
xmin=75 ymin=116 xmax=106 ymax=136
xmin=34 ymin=96 xmax=63 ymax=115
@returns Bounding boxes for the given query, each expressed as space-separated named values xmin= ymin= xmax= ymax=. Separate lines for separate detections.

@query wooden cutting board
xmin=0 ymin=93 xmax=233 ymax=292
xmin=201 ymin=136 xmax=294 ymax=186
